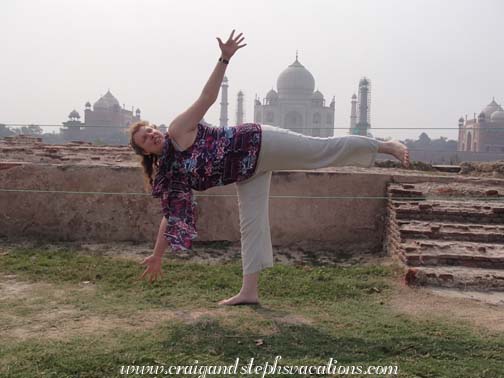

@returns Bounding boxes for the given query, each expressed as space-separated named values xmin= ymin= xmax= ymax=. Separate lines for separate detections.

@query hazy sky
xmin=2 ymin=0 xmax=503 ymax=140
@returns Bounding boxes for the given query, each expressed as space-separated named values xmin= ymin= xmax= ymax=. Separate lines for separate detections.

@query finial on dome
xmin=296 ymin=50 xmax=298 ymax=61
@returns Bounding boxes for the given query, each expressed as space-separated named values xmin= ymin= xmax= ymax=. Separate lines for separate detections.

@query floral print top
xmin=151 ymin=122 xmax=262 ymax=251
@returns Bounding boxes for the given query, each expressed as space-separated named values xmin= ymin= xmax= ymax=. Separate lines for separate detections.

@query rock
xmin=486 ymin=190 xmax=499 ymax=196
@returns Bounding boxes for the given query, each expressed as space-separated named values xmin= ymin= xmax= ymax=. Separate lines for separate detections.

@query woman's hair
xmin=127 ymin=120 xmax=160 ymax=191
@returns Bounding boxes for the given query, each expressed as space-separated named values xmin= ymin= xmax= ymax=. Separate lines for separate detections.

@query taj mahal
xmin=220 ymin=54 xmax=372 ymax=138
xmin=61 ymin=55 xmax=377 ymax=145
xmin=252 ymin=54 xmax=336 ymax=137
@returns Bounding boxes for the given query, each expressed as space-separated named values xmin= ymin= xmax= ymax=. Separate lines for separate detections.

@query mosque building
xmin=61 ymin=90 xmax=142 ymax=144
xmin=458 ymin=98 xmax=504 ymax=152
xmin=253 ymin=54 xmax=335 ymax=137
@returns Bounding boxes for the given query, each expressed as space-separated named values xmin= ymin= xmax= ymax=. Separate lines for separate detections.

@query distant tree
xmin=15 ymin=124 xmax=43 ymax=136
xmin=418 ymin=132 xmax=431 ymax=145
xmin=41 ymin=132 xmax=65 ymax=144
xmin=0 ymin=124 xmax=15 ymax=137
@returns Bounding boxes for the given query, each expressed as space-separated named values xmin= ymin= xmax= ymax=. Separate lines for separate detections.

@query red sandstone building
xmin=458 ymin=98 xmax=504 ymax=152
xmin=61 ymin=90 xmax=142 ymax=145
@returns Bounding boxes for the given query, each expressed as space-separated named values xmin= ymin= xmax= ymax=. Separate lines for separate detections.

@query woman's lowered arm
xmin=169 ymin=29 xmax=247 ymax=136
xmin=153 ymin=216 xmax=169 ymax=258
xmin=139 ymin=216 xmax=168 ymax=283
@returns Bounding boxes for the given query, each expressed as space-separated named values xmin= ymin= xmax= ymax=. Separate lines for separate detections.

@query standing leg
xmin=218 ymin=171 xmax=273 ymax=306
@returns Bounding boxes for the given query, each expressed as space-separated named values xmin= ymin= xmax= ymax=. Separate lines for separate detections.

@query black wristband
xmin=219 ymin=57 xmax=229 ymax=65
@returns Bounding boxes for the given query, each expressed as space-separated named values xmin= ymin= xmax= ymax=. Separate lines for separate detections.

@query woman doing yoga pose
xmin=128 ymin=30 xmax=410 ymax=306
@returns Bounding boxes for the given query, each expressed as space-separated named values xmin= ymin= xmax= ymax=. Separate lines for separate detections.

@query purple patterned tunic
xmin=152 ymin=122 xmax=262 ymax=251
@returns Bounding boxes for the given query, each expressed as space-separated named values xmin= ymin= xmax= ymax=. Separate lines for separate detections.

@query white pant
xmin=235 ymin=124 xmax=380 ymax=275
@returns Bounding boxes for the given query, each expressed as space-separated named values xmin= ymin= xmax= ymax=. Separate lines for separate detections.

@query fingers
xmin=234 ymin=32 xmax=243 ymax=42
xmin=149 ymin=270 xmax=162 ymax=283
xmin=138 ymin=267 xmax=163 ymax=283
xmin=139 ymin=268 xmax=148 ymax=280
xmin=228 ymin=29 xmax=235 ymax=41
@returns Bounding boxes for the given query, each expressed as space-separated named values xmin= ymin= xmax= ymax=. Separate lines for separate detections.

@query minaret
xmin=349 ymin=94 xmax=357 ymax=133
xmin=236 ymin=90 xmax=244 ymax=125
xmin=458 ymin=116 xmax=464 ymax=151
xmin=219 ymin=76 xmax=229 ymax=127
xmin=355 ymin=77 xmax=371 ymax=136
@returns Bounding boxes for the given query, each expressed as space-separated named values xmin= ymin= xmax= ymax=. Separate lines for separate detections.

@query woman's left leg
xmin=218 ymin=171 xmax=273 ymax=306
xmin=255 ymin=124 xmax=409 ymax=172
xmin=255 ymin=125 xmax=380 ymax=173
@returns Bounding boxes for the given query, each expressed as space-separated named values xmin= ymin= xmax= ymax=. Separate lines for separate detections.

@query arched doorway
xmin=284 ymin=111 xmax=303 ymax=131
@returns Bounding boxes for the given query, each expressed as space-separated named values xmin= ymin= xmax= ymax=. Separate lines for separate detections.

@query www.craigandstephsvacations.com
xmin=119 ymin=356 xmax=399 ymax=376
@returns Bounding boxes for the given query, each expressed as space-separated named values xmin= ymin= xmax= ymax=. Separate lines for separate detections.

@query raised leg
xmin=377 ymin=140 xmax=410 ymax=167
xmin=255 ymin=125 xmax=410 ymax=173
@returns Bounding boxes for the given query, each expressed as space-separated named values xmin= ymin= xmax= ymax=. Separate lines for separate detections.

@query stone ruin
xmin=385 ymin=182 xmax=504 ymax=291
xmin=0 ymin=135 xmax=137 ymax=167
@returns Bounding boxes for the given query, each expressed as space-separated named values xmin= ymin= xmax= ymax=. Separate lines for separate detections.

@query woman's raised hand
xmin=216 ymin=29 xmax=247 ymax=60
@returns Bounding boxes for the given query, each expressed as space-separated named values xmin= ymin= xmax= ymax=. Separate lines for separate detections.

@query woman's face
xmin=133 ymin=125 xmax=165 ymax=156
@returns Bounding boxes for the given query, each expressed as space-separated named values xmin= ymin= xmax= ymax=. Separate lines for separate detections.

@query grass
xmin=1 ymin=246 xmax=503 ymax=378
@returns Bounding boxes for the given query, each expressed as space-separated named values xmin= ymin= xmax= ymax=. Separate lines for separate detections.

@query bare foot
xmin=218 ymin=292 xmax=260 ymax=306
xmin=386 ymin=140 xmax=410 ymax=168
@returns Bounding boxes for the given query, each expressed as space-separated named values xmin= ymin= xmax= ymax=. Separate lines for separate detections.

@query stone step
xmin=405 ymin=266 xmax=504 ymax=291
xmin=397 ymin=239 xmax=504 ymax=269
xmin=396 ymin=220 xmax=504 ymax=243
xmin=390 ymin=200 xmax=504 ymax=224
xmin=388 ymin=182 xmax=502 ymax=199
xmin=431 ymin=165 xmax=461 ymax=173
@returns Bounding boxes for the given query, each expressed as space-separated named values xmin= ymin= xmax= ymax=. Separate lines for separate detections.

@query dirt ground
xmin=389 ymin=283 xmax=504 ymax=333
xmin=0 ymin=273 xmax=233 ymax=341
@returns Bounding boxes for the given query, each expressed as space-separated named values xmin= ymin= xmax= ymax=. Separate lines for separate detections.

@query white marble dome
xmin=490 ymin=110 xmax=504 ymax=121
xmin=266 ymin=89 xmax=279 ymax=100
xmin=93 ymin=90 xmax=120 ymax=109
xmin=277 ymin=58 xmax=315 ymax=96
xmin=481 ymin=99 xmax=503 ymax=118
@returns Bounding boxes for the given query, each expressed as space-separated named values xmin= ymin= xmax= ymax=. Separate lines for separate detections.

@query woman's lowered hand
xmin=139 ymin=254 xmax=163 ymax=283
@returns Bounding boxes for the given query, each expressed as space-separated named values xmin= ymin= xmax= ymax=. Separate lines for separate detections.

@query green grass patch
xmin=0 ymin=247 xmax=503 ymax=378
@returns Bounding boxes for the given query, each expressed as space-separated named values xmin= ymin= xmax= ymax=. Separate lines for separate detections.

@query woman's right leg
xmin=218 ymin=170 xmax=273 ymax=306
xmin=256 ymin=124 xmax=381 ymax=173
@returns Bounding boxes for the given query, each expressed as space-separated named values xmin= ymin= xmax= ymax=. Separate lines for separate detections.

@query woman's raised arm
xmin=169 ymin=30 xmax=247 ymax=137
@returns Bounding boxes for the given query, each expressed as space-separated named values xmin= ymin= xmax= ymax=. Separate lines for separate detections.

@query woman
xmin=128 ymin=30 xmax=410 ymax=306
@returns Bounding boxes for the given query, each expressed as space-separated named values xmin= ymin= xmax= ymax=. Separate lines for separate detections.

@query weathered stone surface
xmin=386 ymin=181 xmax=504 ymax=291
